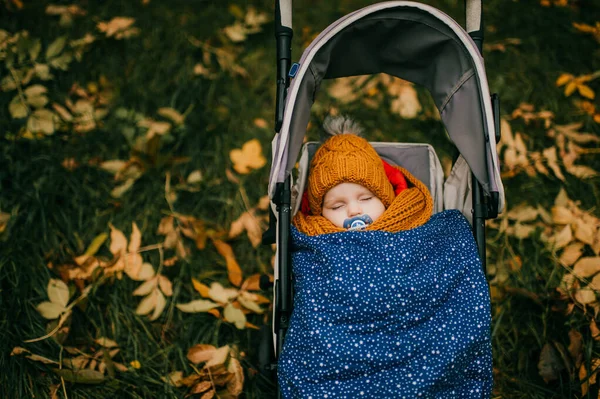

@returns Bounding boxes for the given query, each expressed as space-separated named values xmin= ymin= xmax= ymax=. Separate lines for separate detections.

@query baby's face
xmin=321 ymin=182 xmax=386 ymax=228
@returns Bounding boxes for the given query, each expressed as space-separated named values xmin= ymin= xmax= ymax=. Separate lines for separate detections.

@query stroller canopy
xmin=269 ymin=1 xmax=505 ymax=213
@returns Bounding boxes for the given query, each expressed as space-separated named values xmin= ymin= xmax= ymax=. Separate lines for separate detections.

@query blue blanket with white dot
xmin=278 ymin=210 xmax=492 ymax=398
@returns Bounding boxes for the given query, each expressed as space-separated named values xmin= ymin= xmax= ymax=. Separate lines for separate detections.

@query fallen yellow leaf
xmin=212 ymin=239 xmax=243 ymax=287
xmin=229 ymin=139 xmax=266 ymax=174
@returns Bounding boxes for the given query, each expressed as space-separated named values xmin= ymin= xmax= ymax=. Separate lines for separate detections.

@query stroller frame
xmin=261 ymin=1 xmax=503 ymax=397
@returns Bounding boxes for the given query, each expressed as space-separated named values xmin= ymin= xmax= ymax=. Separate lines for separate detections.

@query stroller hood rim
xmin=268 ymin=0 xmax=505 ymax=215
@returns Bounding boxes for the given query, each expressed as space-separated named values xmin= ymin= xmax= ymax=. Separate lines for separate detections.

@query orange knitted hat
xmin=308 ymin=132 xmax=395 ymax=216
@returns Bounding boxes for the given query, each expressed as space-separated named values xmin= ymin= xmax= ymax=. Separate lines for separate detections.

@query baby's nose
xmin=348 ymin=202 xmax=362 ymax=216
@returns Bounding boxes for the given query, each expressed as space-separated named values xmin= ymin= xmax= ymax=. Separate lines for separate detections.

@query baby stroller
xmin=261 ymin=0 xmax=506 ymax=397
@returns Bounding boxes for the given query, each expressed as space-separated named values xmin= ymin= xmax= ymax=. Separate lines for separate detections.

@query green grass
xmin=1 ymin=0 xmax=600 ymax=398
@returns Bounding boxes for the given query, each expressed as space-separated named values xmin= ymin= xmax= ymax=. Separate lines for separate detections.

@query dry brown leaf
xmin=509 ymin=223 xmax=535 ymax=239
xmin=97 ymin=17 xmax=140 ymax=39
xmin=200 ymin=389 xmax=216 ymax=399
xmin=165 ymin=371 xmax=184 ymax=387
xmin=550 ymin=225 xmax=573 ymax=250
xmin=507 ymin=205 xmax=539 ymax=222
xmin=591 ymin=320 xmax=600 ymax=341
xmin=205 ymin=345 xmax=230 ymax=368
xmin=0 ymin=211 xmax=10 ymax=234
xmin=212 ymin=240 xmax=243 ymax=287
xmin=158 ymin=275 xmax=173 ymax=296
xmin=543 ymin=147 xmax=566 ymax=181
xmin=568 ymin=329 xmax=583 ymax=368
xmin=575 ymin=289 xmax=597 ymax=306
xmin=574 ymin=219 xmax=596 ymax=245
xmin=573 ymin=257 xmax=600 ymax=279
xmin=224 ymin=303 xmax=247 ymax=329
xmin=554 ymin=188 xmax=570 ymax=208
xmin=560 ymin=243 xmax=585 ymax=266
xmin=552 ymin=206 xmax=574 ymax=225
xmin=208 ymin=282 xmax=239 ymax=304
xmin=187 ymin=344 xmax=217 ymax=364
xmin=538 ymin=343 xmax=565 ymax=383
xmin=226 ymin=358 xmax=244 ymax=396
xmin=192 ymin=278 xmax=210 ymax=297
xmin=580 ymin=363 xmax=590 ymax=396
xmin=11 ymin=347 xmax=59 ymax=365
xmin=567 ymin=164 xmax=598 ymax=179
xmin=253 ymin=118 xmax=268 ymax=129
xmin=241 ymin=274 xmax=262 ymax=291
xmin=157 ymin=216 xmax=175 ymax=235
xmin=190 ymin=380 xmax=212 ymax=394
xmin=229 ymin=211 xmax=263 ymax=248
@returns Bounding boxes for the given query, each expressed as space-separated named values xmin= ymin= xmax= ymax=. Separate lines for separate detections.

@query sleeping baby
xmin=292 ymin=115 xmax=433 ymax=235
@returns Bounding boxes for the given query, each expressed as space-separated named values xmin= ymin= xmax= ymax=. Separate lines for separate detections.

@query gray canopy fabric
xmin=268 ymin=1 xmax=505 ymax=214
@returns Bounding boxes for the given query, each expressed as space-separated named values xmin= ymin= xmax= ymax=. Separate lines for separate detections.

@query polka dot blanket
xmin=278 ymin=210 xmax=492 ymax=398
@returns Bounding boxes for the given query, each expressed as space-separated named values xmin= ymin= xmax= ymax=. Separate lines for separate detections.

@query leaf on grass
xmin=205 ymin=345 xmax=230 ymax=368
xmin=229 ymin=139 xmax=266 ymax=174
xmin=0 ymin=212 xmax=10 ymax=234
xmin=128 ymin=222 xmax=141 ymax=253
xmin=552 ymin=206 xmax=573 ymax=225
xmin=538 ymin=343 xmax=565 ymax=383
xmin=192 ymin=278 xmax=210 ymax=297
xmin=46 ymin=36 xmax=67 ymax=59
xmin=9 ymin=95 xmax=28 ymax=119
xmin=389 ymin=82 xmax=422 ymax=119
xmin=590 ymin=320 xmax=600 ymax=341
xmin=97 ymin=17 xmax=140 ymax=39
xmin=241 ymin=274 xmax=262 ymax=291
xmin=11 ymin=347 xmax=59 ymax=365
xmin=133 ymin=277 xmax=157 ymax=296
xmin=187 ymin=344 xmax=217 ymax=364
xmin=227 ymin=358 xmax=244 ymax=396
xmin=574 ymin=288 xmax=597 ymax=306
xmin=573 ymin=257 xmax=600 ymax=279
xmin=507 ymin=205 xmax=539 ymax=222
xmin=83 ymin=233 xmax=108 ymax=257
xmin=135 ymin=288 xmax=167 ymax=320
xmin=208 ymin=282 xmax=239 ymax=304
xmin=573 ymin=219 xmax=596 ymax=245
xmin=550 ymin=225 xmax=572 ymax=250
xmin=212 ymin=240 xmax=243 ymax=287
xmin=157 ymin=107 xmax=185 ymax=125
xmin=47 ymin=278 xmax=70 ymax=308
xmin=543 ymin=147 xmax=566 ymax=181
xmin=27 ymin=109 xmax=57 ymax=135
xmin=223 ymin=22 xmax=247 ymax=42
xmin=164 ymin=370 xmax=184 ymax=387
xmin=560 ymin=243 xmax=585 ymax=266
xmin=229 ymin=211 xmax=263 ymax=247
xmin=176 ymin=299 xmax=220 ymax=313
xmin=52 ymin=368 xmax=105 ymax=384
xmin=568 ymin=329 xmax=583 ymax=369
xmin=567 ymin=165 xmax=598 ymax=179
xmin=223 ymin=303 xmax=246 ymax=329
xmin=237 ymin=292 xmax=264 ymax=314
xmin=187 ymin=170 xmax=203 ymax=184
xmin=95 ymin=337 xmax=118 ymax=348
xmin=151 ymin=289 xmax=166 ymax=321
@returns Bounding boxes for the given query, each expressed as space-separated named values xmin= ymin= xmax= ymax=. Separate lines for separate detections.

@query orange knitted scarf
xmin=292 ymin=166 xmax=433 ymax=236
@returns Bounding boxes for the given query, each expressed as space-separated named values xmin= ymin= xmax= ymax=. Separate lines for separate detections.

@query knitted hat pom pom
xmin=322 ymin=115 xmax=365 ymax=139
